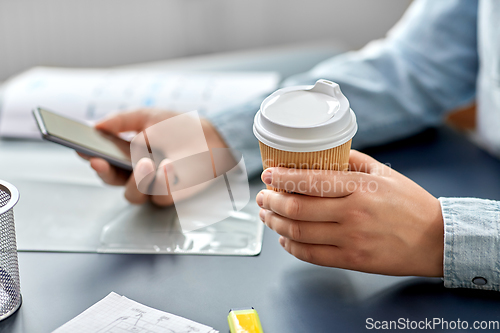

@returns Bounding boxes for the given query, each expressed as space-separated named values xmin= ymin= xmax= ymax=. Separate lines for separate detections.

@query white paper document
xmin=0 ymin=67 xmax=279 ymax=139
xmin=52 ymin=292 xmax=218 ymax=333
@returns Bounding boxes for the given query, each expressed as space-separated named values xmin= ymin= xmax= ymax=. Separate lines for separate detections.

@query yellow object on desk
xmin=227 ymin=308 xmax=264 ymax=333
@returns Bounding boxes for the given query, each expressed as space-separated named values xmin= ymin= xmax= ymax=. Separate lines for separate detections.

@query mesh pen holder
xmin=0 ymin=180 xmax=21 ymax=321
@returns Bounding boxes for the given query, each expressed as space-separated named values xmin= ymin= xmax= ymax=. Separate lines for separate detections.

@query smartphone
xmin=33 ymin=107 xmax=133 ymax=171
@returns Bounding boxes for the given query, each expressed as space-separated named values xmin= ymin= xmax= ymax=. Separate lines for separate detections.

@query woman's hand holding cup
xmin=256 ymin=150 xmax=445 ymax=277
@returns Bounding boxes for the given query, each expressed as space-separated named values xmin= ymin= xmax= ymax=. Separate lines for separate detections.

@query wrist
xmin=202 ymin=119 xmax=229 ymax=149
xmin=429 ymin=198 xmax=445 ymax=277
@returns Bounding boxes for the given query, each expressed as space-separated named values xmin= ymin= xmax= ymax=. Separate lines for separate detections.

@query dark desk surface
xmin=2 ymin=126 xmax=500 ymax=333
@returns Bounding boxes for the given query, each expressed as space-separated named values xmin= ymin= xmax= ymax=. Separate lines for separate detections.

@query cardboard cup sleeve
xmin=258 ymin=140 xmax=352 ymax=192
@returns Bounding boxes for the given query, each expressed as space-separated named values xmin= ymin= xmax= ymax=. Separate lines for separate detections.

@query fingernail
xmin=135 ymin=159 xmax=155 ymax=183
xmin=256 ymin=191 xmax=264 ymax=207
xmin=259 ymin=209 xmax=266 ymax=222
xmin=262 ymin=169 xmax=272 ymax=185
xmin=279 ymin=236 xmax=285 ymax=248
xmin=137 ymin=160 xmax=154 ymax=175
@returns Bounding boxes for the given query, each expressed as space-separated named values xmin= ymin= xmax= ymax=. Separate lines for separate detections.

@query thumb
xmin=95 ymin=109 xmax=149 ymax=134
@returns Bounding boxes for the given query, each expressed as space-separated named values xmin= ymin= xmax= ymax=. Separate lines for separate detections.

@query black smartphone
xmin=33 ymin=107 xmax=133 ymax=171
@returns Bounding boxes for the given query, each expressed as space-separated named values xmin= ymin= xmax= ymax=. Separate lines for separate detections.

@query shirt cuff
xmin=439 ymin=197 xmax=500 ymax=291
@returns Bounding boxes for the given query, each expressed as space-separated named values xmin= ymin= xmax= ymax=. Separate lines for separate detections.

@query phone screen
xmin=37 ymin=108 xmax=131 ymax=165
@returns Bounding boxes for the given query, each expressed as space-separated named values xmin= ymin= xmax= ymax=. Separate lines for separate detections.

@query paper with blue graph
xmin=0 ymin=66 xmax=279 ymax=139
xmin=52 ymin=292 xmax=218 ymax=333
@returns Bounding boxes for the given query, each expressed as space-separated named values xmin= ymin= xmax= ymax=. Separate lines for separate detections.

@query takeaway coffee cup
xmin=253 ymin=79 xmax=357 ymax=191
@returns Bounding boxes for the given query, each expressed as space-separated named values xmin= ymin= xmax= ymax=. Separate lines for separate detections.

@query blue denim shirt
xmin=209 ymin=0 xmax=500 ymax=291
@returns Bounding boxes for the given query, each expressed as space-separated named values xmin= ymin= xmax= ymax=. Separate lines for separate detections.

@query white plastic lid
xmin=253 ymin=79 xmax=357 ymax=152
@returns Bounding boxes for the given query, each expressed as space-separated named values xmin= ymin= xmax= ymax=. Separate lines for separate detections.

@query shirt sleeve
xmin=439 ymin=197 xmax=500 ymax=291
xmin=283 ymin=0 xmax=479 ymax=150
xmin=208 ymin=0 xmax=479 ymax=178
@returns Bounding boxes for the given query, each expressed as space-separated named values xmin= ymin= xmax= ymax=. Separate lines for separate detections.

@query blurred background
xmin=0 ymin=0 xmax=411 ymax=82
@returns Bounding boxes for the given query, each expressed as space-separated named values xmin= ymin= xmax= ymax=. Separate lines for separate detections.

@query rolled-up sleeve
xmin=439 ymin=197 xmax=500 ymax=291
